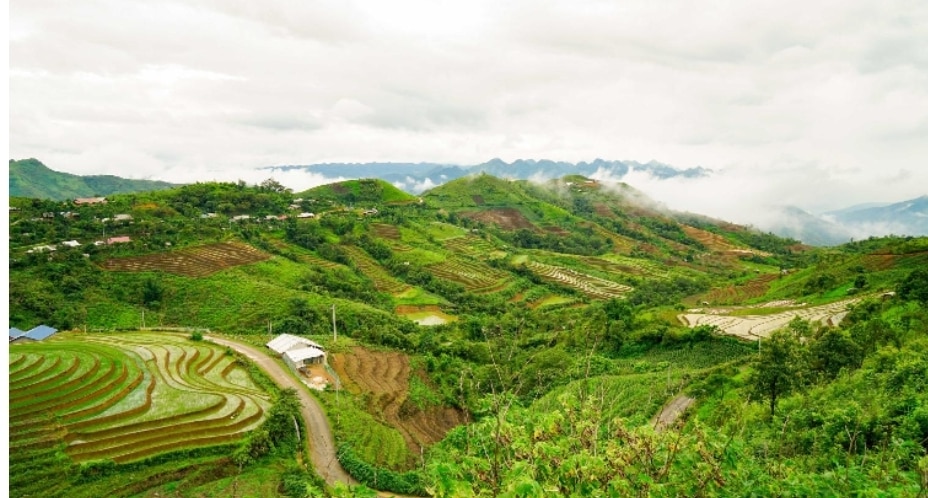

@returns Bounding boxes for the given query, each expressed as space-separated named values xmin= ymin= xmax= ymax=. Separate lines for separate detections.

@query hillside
xmin=8 ymin=175 xmax=928 ymax=497
xmin=9 ymin=158 xmax=179 ymax=200
xmin=300 ymin=178 xmax=418 ymax=206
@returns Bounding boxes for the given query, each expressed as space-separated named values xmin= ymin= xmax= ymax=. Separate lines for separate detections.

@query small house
xmin=106 ymin=236 xmax=132 ymax=245
xmin=9 ymin=327 xmax=26 ymax=342
xmin=231 ymin=215 xmax=251 ymax=222
xmin=60 ymin=240 xmax=81 ymax=248
xmin=297 ymin=212 xmax=315 ymax=219
xmin=11 ymin=325 xmax=58 ymax=343
xmin=113 ymin=214 xmax=134 ymax=222
xmin=283 ymin=347 xmax=326 ymax=371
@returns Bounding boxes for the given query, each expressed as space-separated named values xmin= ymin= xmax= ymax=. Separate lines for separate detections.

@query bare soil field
xmin=100 ymin=242 xmax=269 ymax=277
xmin=331 ymin=347 xmax=466 ymax=455
xmin=460 ymin=208 xmax=537 ymax=231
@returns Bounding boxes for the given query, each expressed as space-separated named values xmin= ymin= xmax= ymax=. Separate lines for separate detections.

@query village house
xmin=266 ymin=334 xmax=327 ymax=373
xmin=60 ymin=240 xmax=81 ymax=248
xmin=297 ymin=212 xmax=315 ymax=219
xmin=10 ymin=325 xmax=58 ymax=343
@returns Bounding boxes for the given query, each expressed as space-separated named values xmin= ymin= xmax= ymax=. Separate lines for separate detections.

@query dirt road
xmin=205 ymin=335 xmax=357 ymax=487
xmin=651 ymin=395 xmax=695 ymax=432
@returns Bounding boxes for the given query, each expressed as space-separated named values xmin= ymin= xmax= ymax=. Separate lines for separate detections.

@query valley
xmin=8 ymin=172 xmax=928 ymax=497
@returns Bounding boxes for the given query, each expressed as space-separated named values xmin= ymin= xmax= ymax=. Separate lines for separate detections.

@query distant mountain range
xmin=10 ymin=157 xmax=925 ymax=245
xmin=754 ymin=197 xmax=928 ymax=246
xmin=267 ymin=158 xmax=710 ymax=193
xmin=9 ymin=158 xmax=179 ymax=200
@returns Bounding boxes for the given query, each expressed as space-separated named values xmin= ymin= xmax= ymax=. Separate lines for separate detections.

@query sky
xmin=9 ymin=0 xmax=928 ymax=219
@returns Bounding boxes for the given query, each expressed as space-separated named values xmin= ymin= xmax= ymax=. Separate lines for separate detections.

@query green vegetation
xmin=10 ymin=158 xmax=178 ymax=200
xmin=8 ymin=172 xmax=928 ymax=496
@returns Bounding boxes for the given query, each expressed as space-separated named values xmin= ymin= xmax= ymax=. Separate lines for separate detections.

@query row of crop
xmin=11 ymin=356 xmax=110 ymax=416
xmin=9 ymin=354 xmax=63 ymax=388
xmin=100 ymin=242 xmax=268 ymax=277
xmin=24 ymin=363 xmax=135 ymax=421
xmin=67 ymin=394 xmax=227 ymax=442
xmin=10 ymin=356 xmax=79 ymax=396
xmin=342 ymin=245 xmax=410 ymax=294
xmin=527 ymin=261 xmax=631 ymax=299
xmin=68 ymin=396 xmax=258 ymax=461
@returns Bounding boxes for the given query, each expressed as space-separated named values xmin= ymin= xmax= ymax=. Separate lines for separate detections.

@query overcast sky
xmin=10 ymin=0 xmax=928 ymax=217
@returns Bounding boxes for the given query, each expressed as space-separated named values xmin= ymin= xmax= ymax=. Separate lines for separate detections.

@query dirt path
xmin=651 ymin=395 xmax=695 ymax=432
xmin=205 ymin=335 xmax=356 ymax=487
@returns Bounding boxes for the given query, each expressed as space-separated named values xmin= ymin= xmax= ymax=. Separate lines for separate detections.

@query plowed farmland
xmin=426 ymin=256 xmax=511 ymax=293
xmin=330 ymin=347 xmax=466 ymax=456
xmin=461 ymin=208 xmax=536 ymax=231
xmin=341 ymin=245 xmax=410 ymax=294
xmin=100 ymin=241 xmax=269 ymax=277
xmin=9 ymin=332 xmax=270 ymax=497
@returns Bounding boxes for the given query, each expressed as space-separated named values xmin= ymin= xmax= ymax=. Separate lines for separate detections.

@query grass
xmin=318 ymin=391 xmax=414 ymax=470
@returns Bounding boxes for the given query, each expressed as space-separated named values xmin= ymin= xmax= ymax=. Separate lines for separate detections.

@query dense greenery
xmin=10 ymin=158 xmax=179 ymax=200
xmin=9 ymin=173 xmax=928 ymax=496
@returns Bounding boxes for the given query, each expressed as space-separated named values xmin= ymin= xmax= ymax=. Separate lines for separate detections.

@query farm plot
xmin=341 ymin=245 xmax=410 ymax=294
xmin=679 ymin=298 xmax=859 ymax=340
xmin=526 ymin=261 xmax=632 ymax=299
xmin=370 ymin=223 xmax=401 ymax=240
xmin=100 ymin=242 xmax=269 ymax=277
xmin=426 ymin=256 xmax=511 ymax=293
xmin=330 ymin=347 xmax=466 ymax=457
xmin=460 ymin=208 xmax=537 ymax=231
xmin=860 ymin=251 xmax=928 ymax=271
xmin=9 ymin=332 xmax=269 ymax=481
xmin=443 ymin=235 xmax=498 ymax=258
xmin=697 ymin=274 xmax=779 ymax=305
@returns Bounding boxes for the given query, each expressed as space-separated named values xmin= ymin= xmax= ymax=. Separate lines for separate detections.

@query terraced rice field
xmin=526 ymin=261 xmax=633 ymax=299
xmin=443 ymin=235 xmax=498 ymax=257
xmin=679 ymin=298 xmax=859 ymax=340
xmin=698 ymin=274 xmax=779 ymax=305
xmin=860 ymin=251 xmax=928 ymax=271
xmin=100 ymin=242 xmax=269 ymax=277
xmin=426 ymin=256 xmax=511 ymax=293
xmin=330 ymin=347 xmax=466 ymax=456
xmin=370 ymin=223 xmax=401 ymax=240
xmin=9 ymin=332 xmax=269 ymax=496
xmin=341 ymin=245 xmax=410 ymax=294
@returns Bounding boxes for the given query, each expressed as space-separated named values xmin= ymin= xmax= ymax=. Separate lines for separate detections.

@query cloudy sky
xmin=10 ymin=0 xmax=928 ymax=218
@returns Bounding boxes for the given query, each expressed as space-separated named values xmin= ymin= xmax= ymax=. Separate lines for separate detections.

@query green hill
xmin=300 ymin=178 xmax=417 ymax=206
xmin=9 ymin=158 xmax=179 ymax=200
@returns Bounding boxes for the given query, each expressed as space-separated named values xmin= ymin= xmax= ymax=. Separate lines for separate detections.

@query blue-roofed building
xmin=20 ymin=325 xmax=58 ymax=341
xmin=9 ymin=327 xmax=26 ymax=342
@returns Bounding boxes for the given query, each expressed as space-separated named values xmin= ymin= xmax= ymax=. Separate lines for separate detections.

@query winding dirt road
xmin=651 ymin=395 xmax=695 ymax=432
xmin=205 ymin=335 xmax=357 ymax=486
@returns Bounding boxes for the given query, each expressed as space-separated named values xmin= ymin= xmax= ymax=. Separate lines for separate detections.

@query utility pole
xmin=331 ymin=304 xmax=337 ymax=343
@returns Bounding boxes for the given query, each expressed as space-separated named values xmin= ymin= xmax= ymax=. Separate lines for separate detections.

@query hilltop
xmin=9 ymin=158 xmax=179 ymax=200
xmin=300 ymin=178 xmax=418 ymax=206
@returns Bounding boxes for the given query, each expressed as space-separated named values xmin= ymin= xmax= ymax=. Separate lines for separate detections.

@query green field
xmin=9 ymin=332 xmax=271 ymax=498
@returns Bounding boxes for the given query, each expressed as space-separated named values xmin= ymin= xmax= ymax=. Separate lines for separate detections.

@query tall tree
xmin=749 ymin=328 xmax=804 ymax=416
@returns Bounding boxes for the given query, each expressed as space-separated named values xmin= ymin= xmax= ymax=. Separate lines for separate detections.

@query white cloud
xmin=9 ymin=0 xmax=928 ymax=211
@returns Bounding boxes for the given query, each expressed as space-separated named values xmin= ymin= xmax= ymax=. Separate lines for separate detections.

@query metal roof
xmin=266 ymin=333 xmax=324 ymax=354
xmin=284 ymin=347 xmax=325 ymax=363
xmin=25 ymin=325 xmax=58 ymax=341
xmin=9 ymin=327 xmax=26 ymax=339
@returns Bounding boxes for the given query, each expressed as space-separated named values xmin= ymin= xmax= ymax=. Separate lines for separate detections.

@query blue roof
xmin=9 ymin=327 xmax=26 ymax=339
xmin=25 ymin=325 xmax=58 ymax=341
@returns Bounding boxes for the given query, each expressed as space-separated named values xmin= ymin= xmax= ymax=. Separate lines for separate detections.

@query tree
xmin=809 ymin=328 xmax=863 ymax=381
xmin=749 ymin=328 xmax=804 ymax=416
xmin=898 ymin=268 xmax=928 ymax=305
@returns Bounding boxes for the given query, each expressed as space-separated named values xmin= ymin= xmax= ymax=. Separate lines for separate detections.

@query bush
xmin=190 ymin=330 xmax=204 ymax=341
